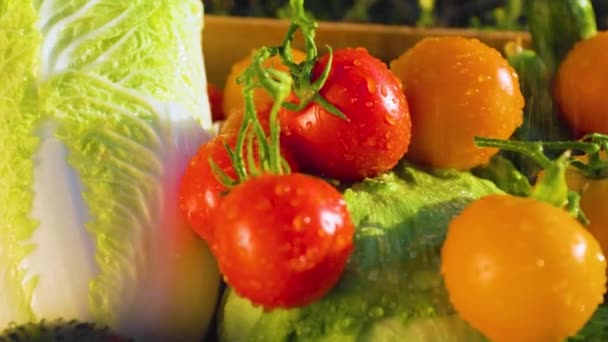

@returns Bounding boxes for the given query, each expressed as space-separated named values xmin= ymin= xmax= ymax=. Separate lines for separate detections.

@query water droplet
xmin=305 ymin=121 xmax=313 ymax=130
xmin=384 ymin=113 xmax=396 ymax=125
xmin=365 ymin=101 xmax=373 ymax=108
xmin=353 ymin=59 xmax=362 ymax=66
xmin=367 ymin=78 xmax=377 ymax=94
xmin=292 ymin=217 xmax=304 ymax=231
xmin=274 ymin=184 xmax=291 ymax=195
xmin=477 ymin=75 xmax=490 ymax=83
xmin=363 ymin=136 xmax=377 ymax=147
xmin=380 ymin=86 xmax=388 ymax=97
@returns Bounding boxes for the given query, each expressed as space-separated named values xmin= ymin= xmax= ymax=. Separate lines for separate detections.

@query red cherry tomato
xmin=211 ymin=173 xmax=355 ymax=309
xmin=179 ymin=134 xmax=298 ymax=243
xmin=207 ymin=83 xmax=225 ymax=122
xmin=281 ymin=47 xmax=412 ymax=182
xmin=179 ymin=134 xmax=236 ymax=243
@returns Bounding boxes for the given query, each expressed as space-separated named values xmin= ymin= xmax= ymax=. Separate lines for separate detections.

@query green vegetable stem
xmin=210 ymin=0 xmax=346 ymax=189
xmin=475 ymin=134 xmax=608 ymax=223
xmin=502 ymin=39 xmax=573 ymax=179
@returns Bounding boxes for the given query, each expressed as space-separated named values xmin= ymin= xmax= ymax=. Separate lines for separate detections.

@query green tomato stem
xmin=529 ymin=152 xmax=571 ymax=209
xmin=474 ymin=137 xmax=553 ymax=169
xmin=475 ymin=135 xmax=608 ymax=223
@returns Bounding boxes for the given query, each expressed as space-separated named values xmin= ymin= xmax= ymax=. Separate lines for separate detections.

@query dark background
xmin=204 ymin=0 xmax=608 ymax=30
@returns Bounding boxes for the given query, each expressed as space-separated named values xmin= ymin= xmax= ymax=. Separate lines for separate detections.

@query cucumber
xmin=507 ymin=47 xmax=572 ymax=143
xmin=525 ymin=0 xmax=598 ymax=74
xmin=501 ymin=46 xmax=573 ymax=180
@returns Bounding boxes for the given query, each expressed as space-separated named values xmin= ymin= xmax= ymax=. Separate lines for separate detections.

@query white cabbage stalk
xmin=0 ymin=0 xmax=220 ymax=340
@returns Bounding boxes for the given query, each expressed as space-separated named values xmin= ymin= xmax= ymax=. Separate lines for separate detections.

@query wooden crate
xmin=202 ymin=14 xmax=530 ymax=87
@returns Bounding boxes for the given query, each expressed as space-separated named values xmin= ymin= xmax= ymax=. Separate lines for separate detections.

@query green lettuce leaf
xmin=219 ymin=163 xmax=502 ymax=341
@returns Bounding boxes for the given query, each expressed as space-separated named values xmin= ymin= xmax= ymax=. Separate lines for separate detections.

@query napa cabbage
xmin=0 ymin=0 xmax=220 ymax=340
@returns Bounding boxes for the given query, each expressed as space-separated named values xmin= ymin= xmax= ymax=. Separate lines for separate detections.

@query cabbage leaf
xmin=0 ymin=0 xmax=219 ymax=340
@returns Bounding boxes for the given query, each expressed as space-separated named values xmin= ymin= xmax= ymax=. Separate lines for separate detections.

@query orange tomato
xmin=219 ymin=107 xmax=271 ymax=135
xmin=441 ymin=194 xmax=606 ymax=342
xmin=579 ymin=178 xmax=608 ymax=258
xmin=555 ymin=31 xmax=608 ymax=136
xmin=537 ymin=154 xmax=608 ymax=268
xmin=223 ymin=49 xmax=306 ymax=117
xmin=390 ymin=37 xmax=524 ymax=170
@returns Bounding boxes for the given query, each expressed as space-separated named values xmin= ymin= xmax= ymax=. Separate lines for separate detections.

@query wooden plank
xmin=202 ymin=15 xmax=531 ymax=87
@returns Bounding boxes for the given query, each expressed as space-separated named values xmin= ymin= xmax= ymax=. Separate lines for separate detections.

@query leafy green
xmin=1 ymin=0 xmax=219 ymax=339
xmin=0 ymin=0 xmax=42 ymax=325
xmin=569 ymin=305 xmax=608 ymax=342
xmin=472 ymin=155 xmax=532 ymax=196
xmin=219 ymin=163 xmax=502 ymax=341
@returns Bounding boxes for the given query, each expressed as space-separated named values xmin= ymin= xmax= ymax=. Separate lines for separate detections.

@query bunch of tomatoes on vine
xmin=181 ymin=0 xmax=608 ymax=341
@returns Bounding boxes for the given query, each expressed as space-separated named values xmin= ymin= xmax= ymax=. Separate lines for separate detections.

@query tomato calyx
xmin=267 ymin=0 xmax=348 ymax=121
xmin=211 ymin=0 xmax=351 ymax=190
xmin=210 ymin=52 xmax=293 ymax=189
xmin=474 ymin=134 xmax=608 ymax=224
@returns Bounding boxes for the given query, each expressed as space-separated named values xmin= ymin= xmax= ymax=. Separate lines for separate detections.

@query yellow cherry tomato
xmin=579 ymin=178 xmax=608 ymax=258
xmin=555 ymin=31 xmax=608 ymax=135
xmin=390 ymin=37 xmax=524 ymax=171
xmin=537 ymin=155 xmax=608 ymax=271
xmin=441 ymin=194 xmax=607 ymax=342
xmin=222 ymin=48 xmax=306 ymax=117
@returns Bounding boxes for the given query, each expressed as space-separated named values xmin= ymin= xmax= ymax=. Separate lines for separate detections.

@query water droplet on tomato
xmin=380 ymin=86 xmax=388 ymax=97
xmin=274 ymin=184 xmax=291 ymax=196
xmin=353 ymin=59 xmax=361 ymax=66
xmin=305 ymin=121 xmax=313 ymax=130
xmin=366 ymin=78 xmax=377 ymax=94
xmin=363 ymin=136 xmax=377 ymax=147
xmin=384 ymin=113 xmax=397 ymax=125
xmin=477 ymin=74 xmax=490 ymax=83
xmin=365 ymin=101 xmax=373 ymax=108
